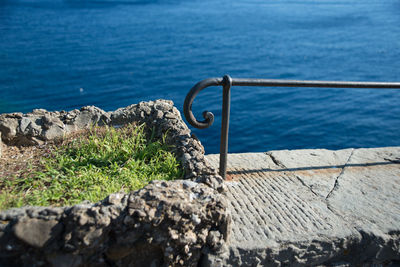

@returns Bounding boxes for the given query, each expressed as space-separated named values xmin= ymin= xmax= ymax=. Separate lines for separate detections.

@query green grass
xmin=0 ymin=123 xmax=183 ymax=210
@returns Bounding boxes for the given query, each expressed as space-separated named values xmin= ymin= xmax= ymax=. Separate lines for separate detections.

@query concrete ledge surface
xmin=204 ymin=147 xmax=400 ymax=266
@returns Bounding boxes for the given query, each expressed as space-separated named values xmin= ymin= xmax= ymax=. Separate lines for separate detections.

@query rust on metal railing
xmin=183 ymin=75 xmax=400 ymax=179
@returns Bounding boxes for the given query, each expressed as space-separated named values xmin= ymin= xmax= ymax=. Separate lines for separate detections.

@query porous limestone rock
xmin=0 ymin=106 xmax=110 ymax=145
xmin=0 ymin=113 xmax=20 ymax=143
xmin=0 ymin=180 xmax=230 ymax=267
xmin=12 ymin=218 xmax=63 ymax=248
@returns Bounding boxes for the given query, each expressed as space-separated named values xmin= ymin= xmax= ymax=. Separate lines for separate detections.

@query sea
xmin=1 ymin=0 xmax=399 ymax=154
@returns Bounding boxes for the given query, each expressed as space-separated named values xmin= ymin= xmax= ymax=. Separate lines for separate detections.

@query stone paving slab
xmin=326 ymin=148 xmax=400 ymax=234
xmin=266 ymin=148 xmax=354 ymax=198
xmin=204 ymin=147 xmax=400 ymax=266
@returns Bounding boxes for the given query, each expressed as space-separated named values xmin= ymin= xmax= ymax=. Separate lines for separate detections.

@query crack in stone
xmin=265 ymin=152 xmax=285 ymax=168
xmin=325 ymin=149 xmax=354 ymax=200
xmin=326 ymin=202 xmax=343 ymax=218
xmin=384 ymin=157 xmax=400 ymax=163
xmin=294 ymin=174 xmax=319 ymax=197
xmin=266 ymin=152 xmax=320 ymax=197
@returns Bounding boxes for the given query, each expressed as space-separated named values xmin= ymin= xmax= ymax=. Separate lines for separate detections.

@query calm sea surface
xmin=1 ymin=0 xmax=399 ymax=153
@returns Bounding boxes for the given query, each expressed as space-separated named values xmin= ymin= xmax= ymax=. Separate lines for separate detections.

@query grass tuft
xmin=0 ymin=123 xmax=183 ymax=210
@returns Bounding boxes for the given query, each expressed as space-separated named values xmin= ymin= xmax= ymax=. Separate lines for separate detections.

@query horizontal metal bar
xmin=232 ymin=78 xmax=400 ymax=89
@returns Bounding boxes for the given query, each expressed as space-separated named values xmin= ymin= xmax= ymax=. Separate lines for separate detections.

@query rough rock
xmin=0 ymin=105 xmax=110 ymax=145
xmin=12 ymin=218 xmax=63 ymax=248
xmin=0 ymin=180 xmax=230 ymax=267
xmin=0 ymin=115 xmax=19 ymax=142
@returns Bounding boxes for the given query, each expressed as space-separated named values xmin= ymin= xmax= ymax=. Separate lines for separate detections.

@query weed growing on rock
xmin=0 ymin=123 xmax=183 ymax=210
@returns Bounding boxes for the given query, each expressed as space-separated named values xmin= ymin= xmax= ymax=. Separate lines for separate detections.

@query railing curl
xmin=184 ymin=75 xmax=400 ymax=179
xmin=184 ymin=75 xmax=232 ymax=178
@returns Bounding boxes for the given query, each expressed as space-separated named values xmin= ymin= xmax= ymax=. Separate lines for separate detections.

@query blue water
xmin=1 ymin=0 xmax=400 ymax=154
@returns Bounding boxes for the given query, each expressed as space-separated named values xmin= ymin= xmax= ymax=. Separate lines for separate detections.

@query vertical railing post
xmin=219 ymin=75 xmax=232 ymax=179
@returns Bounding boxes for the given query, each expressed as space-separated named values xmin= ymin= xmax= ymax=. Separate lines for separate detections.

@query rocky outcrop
xmin=0 ymin=100 xmax=230 ymax=266
xmin=0 ymin=180 xmax=230 ymax=266
xmin=0 ymin=106 xmax=109 ymax=146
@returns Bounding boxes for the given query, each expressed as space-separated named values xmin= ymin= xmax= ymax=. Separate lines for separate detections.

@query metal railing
xmin=183 ymin=75 xmax=400 ymax=179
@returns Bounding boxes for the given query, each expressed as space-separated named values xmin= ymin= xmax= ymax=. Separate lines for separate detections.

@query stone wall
xmin=0 ymin=100 xmax=230 ymax=266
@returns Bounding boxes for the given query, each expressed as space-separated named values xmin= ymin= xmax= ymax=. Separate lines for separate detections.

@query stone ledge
xmin=204 ymin=148 xmax=400 ymax=266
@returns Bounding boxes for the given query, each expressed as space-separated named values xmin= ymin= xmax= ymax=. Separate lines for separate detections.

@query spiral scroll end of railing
xmin=202 ymin=110 xmax=215 ymax=126
xmin=183 ymin=77 xmax=223 ymax=129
